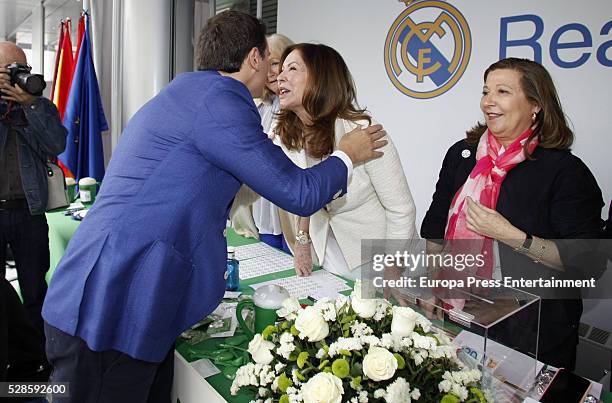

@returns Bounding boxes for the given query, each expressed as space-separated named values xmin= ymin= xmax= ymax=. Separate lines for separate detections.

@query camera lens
xmin=15 ymin=73 xmax=46 ymax=95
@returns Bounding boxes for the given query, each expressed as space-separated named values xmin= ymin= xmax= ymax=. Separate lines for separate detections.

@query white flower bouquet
xmin=231 ymin=282 xmax=488 ymax=403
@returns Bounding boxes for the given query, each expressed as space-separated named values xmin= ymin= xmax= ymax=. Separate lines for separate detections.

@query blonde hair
xmin=261 ymin=34 xmax=294 ymax=103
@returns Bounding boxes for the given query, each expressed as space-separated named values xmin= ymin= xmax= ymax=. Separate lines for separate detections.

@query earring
xmin=531 ymin=112 xmax=537 ymax=122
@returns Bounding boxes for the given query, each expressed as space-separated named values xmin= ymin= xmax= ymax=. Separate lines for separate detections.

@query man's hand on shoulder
xmin=338 ymin=124 xmax=387 ymax=165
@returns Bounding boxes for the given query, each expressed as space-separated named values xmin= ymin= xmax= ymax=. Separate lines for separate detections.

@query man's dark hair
xmin=196 ymin=10 xmax=267 ymax=73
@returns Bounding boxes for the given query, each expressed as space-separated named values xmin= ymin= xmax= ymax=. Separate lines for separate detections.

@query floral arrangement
xmin=230 ymin=282 xmax=489 ymax=403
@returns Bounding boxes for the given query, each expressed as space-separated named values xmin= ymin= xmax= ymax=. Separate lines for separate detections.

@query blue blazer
xmin=42 ymin=71 xmax=347 ymax=362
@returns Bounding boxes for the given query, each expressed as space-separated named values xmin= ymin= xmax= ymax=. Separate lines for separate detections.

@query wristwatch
xmin=295 ymin=230 xmax=311 ymax=245
xmin=515 ymin=233 xmax=533 ymax=254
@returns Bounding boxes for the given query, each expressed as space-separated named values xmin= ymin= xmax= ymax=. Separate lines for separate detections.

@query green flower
xmin=393 ymin=353 xmax=405 ymax=369
xmin=339 ymin=349 xmax=352 ymax=357
xmin=279 ymin=395 xmax=289 ymax=403
xmin=441 ymin=395 xmax=460 ymax=403
xmin=261 ymin=325 xmax=277 ymax=340
xmin=297 ymin=351 xmax=310 ymax=369
xmin=278 ymin=372 xmax=293 ymax=393
xmin=331 ymin=359 xmax=350 ymax=378
xmin=470 ymin=387 xmax=487 ymax=403
xmin=290 ymin=325 xmax=300 ymax=336
xmin=350 ymin=376 xmax=362 ymax=390
xmin=288 ymin=346 xmax=301 ymax=361
xmin=318 ymin=359 xmax=330 ymax=370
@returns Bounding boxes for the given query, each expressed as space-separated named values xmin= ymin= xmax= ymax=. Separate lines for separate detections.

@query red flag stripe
xmin=50 ymin=20 xmax=64 ymax=100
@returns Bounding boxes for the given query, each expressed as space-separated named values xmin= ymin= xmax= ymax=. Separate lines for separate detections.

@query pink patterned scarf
xmin=444 ymin=127 xmax=538 ymax=279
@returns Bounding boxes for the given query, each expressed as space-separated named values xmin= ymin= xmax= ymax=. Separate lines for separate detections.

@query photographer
xmin=0 ymin=42 xmax=67 ymax=339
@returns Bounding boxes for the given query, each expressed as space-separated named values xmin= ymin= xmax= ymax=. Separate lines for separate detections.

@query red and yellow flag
xmin=74 ymin=14 xmax=85 ymax=65
xmin=52 ymin=19 xmax=74 ymax=121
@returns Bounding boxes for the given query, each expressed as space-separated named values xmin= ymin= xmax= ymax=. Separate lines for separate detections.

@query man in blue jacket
xmin=43 ymin=10 xmax=387 ymax=402
xmin=0 ymin=42 xmax=67 ymax=335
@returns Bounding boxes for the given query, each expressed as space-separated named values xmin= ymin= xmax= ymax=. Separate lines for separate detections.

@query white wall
xmin=121 ymin=0 xmax=171 ymax=129
xmin=278 ymin=0 xmax=612 ymax=229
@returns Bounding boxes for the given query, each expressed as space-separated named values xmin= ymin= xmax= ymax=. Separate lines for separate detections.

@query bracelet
xmin=295 ymin=230 xmax=311 ymax=246
xmin=530 ymin=236 xmax=547 ymax=263
xmin=514 ymin=233 xmax=533 ymax=254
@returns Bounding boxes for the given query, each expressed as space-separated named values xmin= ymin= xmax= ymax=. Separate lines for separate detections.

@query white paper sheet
xmin=191 ymin=358 xmax=221 ymax=379
xmin=223 ymin=291 xmax=242 ymax=299
xmin=250 ymin=270 xmax=351 ymax=299
xmin=234 ymin=242 xmax=280 ymax=261
xmin=238 ymin=253 xmax=295 ymax=280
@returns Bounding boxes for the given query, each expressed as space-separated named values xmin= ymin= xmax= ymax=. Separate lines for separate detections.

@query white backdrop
xmin=278 ymin=0 xmax=612 ymax=229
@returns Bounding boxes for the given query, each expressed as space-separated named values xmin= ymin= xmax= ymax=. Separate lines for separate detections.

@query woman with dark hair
xmin=420 ymin=58 xmax=604 ymax=370
xmin=274 ymin=43 xmax=417 ymax=279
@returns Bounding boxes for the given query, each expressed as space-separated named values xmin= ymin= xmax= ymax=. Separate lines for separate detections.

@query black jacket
xmin=421 ymin=139 xmax=604 ymax=366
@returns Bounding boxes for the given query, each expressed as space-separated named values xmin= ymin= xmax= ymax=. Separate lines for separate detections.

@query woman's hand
xmin=294 ymin=243 xmax=313 ymax=277
xmin=465 ymin=197 xmax=525 ymax=241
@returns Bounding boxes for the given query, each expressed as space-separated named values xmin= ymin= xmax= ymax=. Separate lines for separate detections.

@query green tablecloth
xmin=46 ymin=208 xmax=81 ymax=283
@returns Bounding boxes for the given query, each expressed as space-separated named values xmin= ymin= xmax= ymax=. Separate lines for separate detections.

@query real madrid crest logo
xmin=384 ymin=0 xmax=472 ymax=99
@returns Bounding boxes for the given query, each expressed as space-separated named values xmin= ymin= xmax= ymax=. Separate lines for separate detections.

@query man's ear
xmin=246 ymin=47 xmax=261 ymax=71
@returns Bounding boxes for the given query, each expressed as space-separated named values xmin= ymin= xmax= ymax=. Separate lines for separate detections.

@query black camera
xmin=1 ymin=62 xmax=46 ymax=97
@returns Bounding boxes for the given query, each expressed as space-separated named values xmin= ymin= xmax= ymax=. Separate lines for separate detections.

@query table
xmin=45 ymin=212 xmax=608 ymax=402
xmin=46 ymin=208 xmax=81 ymax=282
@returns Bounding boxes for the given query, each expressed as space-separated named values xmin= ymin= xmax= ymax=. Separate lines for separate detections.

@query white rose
xmin=277 ymin=297 xmax=301 ymax=320
xmin=391 ymin=306 xmax=418 ymax=337
xmin=294 ymin=306 xmax=329 ymax=341
xmin=362 ymin=346 xmax=398 ymax=381
xmin=352 ymin=297 xmax=378 ymax=319
xmin=247 ymin=334 xmax=275 ymax=365
xmin=351 ymin=281 xmax=378 ymax=319
xmin=301 ymin=372 xmax=344 ymax=403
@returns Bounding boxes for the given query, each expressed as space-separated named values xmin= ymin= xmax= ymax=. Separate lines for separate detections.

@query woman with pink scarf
xmin=421 ymin=58 xmax=604 ymax=370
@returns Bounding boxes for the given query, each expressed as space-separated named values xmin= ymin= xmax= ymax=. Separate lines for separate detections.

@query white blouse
xmin=252 ymin=97 xmax=283 ymax=235
xmin=273 ymin=117 xmax=417 ymax=277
